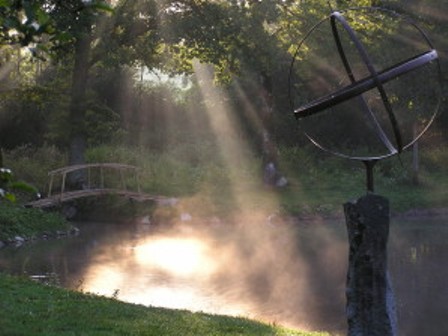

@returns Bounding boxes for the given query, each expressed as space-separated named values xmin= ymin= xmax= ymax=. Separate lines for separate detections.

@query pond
xmin=0 ymin=215 xmax=447 ymax=335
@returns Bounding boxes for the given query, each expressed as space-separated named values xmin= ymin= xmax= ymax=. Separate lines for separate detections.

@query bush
xmin=4 ymin=145 xmax=67 ymax=194
xmin=0 ymin=203 xmax=69 ymax=241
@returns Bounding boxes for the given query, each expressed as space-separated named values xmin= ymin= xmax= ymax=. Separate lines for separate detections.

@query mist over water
xmin=2 ymin=214 xmax=448 ymax=335
xmin=77 ymin=213 xmax=348 ymax=333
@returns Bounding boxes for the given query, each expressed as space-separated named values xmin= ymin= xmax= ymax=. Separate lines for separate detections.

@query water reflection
xmin=75 ymin=219 xmax=339 ymax=331
xmin=1 ymin=217 xmax=448 ymax=335
xmin=389 ymin=220 xmax=448 ymax=336
xmin=80 ymin=233 xmax=251 ymax=316
xmin=132 ymin=237 xmax=217 ymax=277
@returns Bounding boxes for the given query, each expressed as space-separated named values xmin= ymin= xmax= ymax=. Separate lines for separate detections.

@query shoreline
xmin=0 ymin=225 xmax=79 ymax=249
xmin=392 ymin=207 xmax=448 ymax=220
xmin=2 ymin=206 xmax=447 ymax=249
xmin=290 ymin=206 xmax=448 ymax=223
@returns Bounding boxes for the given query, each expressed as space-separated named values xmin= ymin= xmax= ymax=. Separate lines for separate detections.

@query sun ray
xmin=192 ymin=60 xmax=284 ymax=213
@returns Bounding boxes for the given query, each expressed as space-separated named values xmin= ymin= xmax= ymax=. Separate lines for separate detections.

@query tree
xmin=0 ymin=0 xmax=54 ymax=50
xmin=0 ymin=1 xmax=113 ymax=166
xmin=153 ymin=1 xmax=282 ymax=184
xmin=3 ymin=0 xmax=443 ymax=171
xmin=152 ymin=0 xmax=329 ymax=184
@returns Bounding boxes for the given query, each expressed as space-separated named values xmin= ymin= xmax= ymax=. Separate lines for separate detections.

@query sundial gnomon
xmin=289 ymin=7 xmax=441 ymax=191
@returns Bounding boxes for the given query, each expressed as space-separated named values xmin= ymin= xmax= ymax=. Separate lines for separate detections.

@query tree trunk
xmin=68 ymin=32 xmax=91 ymax=187
xmin=344 ymin=194 xmax=397 ymax=336
xmin=259 ymin=73 xmax=287 ymax=187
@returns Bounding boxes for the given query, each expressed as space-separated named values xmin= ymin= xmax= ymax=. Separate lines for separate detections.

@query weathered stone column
xmin=344 ymin=193 xmax=397 ymax=336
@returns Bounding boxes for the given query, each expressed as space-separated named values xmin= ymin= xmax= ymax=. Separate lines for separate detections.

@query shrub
xmin=0 ymin=203 xmax=69 ymax=241
xmin=4 ymin=145 xmax=67 ymax=193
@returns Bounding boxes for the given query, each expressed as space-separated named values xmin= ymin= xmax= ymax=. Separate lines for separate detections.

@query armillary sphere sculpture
xmin=289 ymin=7 xmax=442 ymax=192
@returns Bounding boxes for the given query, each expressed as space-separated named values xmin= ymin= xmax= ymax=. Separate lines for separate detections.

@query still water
xmin=0 ymin=216 xmax=447 ymax=335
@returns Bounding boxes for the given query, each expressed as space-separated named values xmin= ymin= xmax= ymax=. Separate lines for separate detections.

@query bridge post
xmin=61 ymin=172 xmax=67 ymax=197
xmin=100 ymin=166 xmax=104 ymax=188
xmin=119 ymin=169 xmax=123 ymax=190
xmin=136 ymin=169 xmax=141 ymax=193
xmin=87 ymin=166 xmax=91 ymax=189
xmin=48 ymin=173 xmax=54 ymax=197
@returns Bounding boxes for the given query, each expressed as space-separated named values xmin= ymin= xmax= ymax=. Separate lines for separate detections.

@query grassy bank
xmin=0 ymin=204 xmax=70 ymax=243
xmin=0 ymin=273 xmax=329 ymax=336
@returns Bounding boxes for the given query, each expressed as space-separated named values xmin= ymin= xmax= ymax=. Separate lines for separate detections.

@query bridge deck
xmin=26 ymin=189 xmax=175 ymax=208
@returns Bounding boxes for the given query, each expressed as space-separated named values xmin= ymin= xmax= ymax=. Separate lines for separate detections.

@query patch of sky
xmin=135 ymin=67 xmax=193 ymax=103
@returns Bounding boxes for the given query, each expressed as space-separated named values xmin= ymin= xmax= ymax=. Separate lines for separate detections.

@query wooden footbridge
xmin=26 ymin=163 xmax=176 ymax=209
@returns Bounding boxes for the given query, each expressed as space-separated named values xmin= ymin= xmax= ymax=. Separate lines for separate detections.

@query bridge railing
xmin=47 ymin=163 xmax=141 ymax=198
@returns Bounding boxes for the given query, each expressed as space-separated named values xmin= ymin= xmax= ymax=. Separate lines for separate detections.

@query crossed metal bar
xmin=289 ymin=8 xmax=440 ymax=191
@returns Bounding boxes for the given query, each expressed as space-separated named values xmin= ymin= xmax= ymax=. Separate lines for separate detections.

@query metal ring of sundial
xmin=289 ymin=7 xmax=442 ymax=161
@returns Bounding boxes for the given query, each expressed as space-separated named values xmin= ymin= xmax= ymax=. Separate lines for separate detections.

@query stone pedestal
xmin=344 ymin=193 xmax=397 ymax=336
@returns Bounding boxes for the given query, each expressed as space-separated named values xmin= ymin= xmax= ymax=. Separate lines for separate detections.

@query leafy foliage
xmin=0 ymin=0 xmax=113 ymax=59
xmin=0 ymin=1 xmax=446 ymax=220
xmin=0 ymin=203 xmax=69 ymax=241
xmin=0 ymin=167 xmax=15 ymax=202
xmin=0 ymin=165 xmax=38 ymax=204
xmin=2 ymin=0 xmax=444 ymax=155
xmin=0 ymin=0 xmax=55 ymax=48
xmin=3 ymin=145 xmax=67 ymax=194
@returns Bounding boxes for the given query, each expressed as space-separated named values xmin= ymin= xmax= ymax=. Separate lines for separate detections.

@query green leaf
xmin=91 ymin=2 xmax=114 ymax=13
xmin=9 ymin=181 xmax=38 ymax=194
xmin=4 ymin=192 xmax=16 ymax=203
xmin=0 ymin=168 xmax=13 ymax=183
xmin=53 ymin=32 xmax=73 ymax=43
xmin=36 ymin=8 xmax=51 ymax=27
xmin=0 ymin=0 xmax=11 ymax=8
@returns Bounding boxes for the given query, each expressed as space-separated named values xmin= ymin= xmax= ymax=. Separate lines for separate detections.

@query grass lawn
xmin=0 ymin=273 xmax=331 ymax=336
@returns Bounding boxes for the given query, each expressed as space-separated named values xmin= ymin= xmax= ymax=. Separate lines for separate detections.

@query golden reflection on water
xmin=133 ymin=237 xmax=217 ymax=277
xmin=75 ymin=216 xmax=350 ymax=333
xmin=80 ymin=233 xmax=253 ymax=317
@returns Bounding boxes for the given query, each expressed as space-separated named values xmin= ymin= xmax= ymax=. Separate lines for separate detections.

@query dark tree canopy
xmin=0 ymin=0 xmax=446 ymax=156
